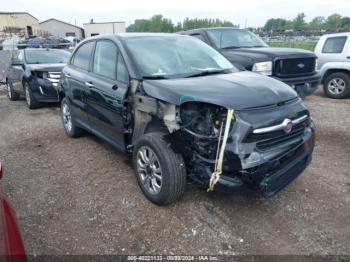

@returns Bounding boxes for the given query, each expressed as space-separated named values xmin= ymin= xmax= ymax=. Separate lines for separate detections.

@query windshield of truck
xmin=124 ymin=35 xmax=236 ymax=79
xmin=207 ymin=29 xmax=268 ymax=49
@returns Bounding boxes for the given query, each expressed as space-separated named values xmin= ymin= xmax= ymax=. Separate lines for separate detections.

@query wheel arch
xmin=322 ymin=68 xmax=350 ymax=84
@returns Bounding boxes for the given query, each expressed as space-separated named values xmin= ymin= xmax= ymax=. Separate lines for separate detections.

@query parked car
xmin=180 ymin=28 xmax=321 ymax=97
xmin=0 ymin=163 xmax=27 ymax=261
xmin=315 ymin=32 xmax=350 ymax=99
xmin=59 ymin=34 xmax=315 ymax=205
xmin=5 ymin=48 xmax=71 ymax=109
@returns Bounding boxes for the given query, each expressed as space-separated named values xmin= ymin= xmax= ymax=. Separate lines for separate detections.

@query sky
xmin=2 ymin=0 xmax=350 ymax=28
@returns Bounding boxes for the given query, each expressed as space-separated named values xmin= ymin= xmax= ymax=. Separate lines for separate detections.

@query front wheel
xmin=133 ymin=133 xmax=187 ymax=205
xmin=23 ymin=81 xmax=39 ymax=109
xmin=323 ymin=72 xmax=350 ymax=99
xmin=6 ymin=80 xmax=20 ymax=101
xmin=61 ymin=97 xmax=83 ymax=138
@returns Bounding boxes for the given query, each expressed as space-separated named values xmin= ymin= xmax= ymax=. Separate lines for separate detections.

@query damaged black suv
xmin=59 ymin=34 xmax=315 ymax=205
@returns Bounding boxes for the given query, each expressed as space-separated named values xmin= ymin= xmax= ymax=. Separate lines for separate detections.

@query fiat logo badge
xmin=282 ymin=119 xmax=293 ymax=133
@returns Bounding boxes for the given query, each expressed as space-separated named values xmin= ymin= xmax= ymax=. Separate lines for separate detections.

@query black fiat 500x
xmin=59 ymin=34 xmax=315 ymax=205
xmin=6 ymin=48 xmax=70 ymax=109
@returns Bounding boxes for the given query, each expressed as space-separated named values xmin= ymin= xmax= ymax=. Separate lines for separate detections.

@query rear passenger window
xmin=72 ymin=41 xmax=94 ymax=70
xmin=93 ymin=41 xmax=118 ymax=80
xmin=322 ymin=36 xmax=347 ymax=54
xmin=117 ymin=53 xmax=129 ymax=83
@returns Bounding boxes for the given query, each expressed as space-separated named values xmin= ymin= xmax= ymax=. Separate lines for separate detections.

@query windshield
xmin=25 ymin=49 xmax=71 ymax=64
xmin=207 ymin=29 xmax=268 ymax=49
xmin=123 ymin=36 xmax=236 ymax=78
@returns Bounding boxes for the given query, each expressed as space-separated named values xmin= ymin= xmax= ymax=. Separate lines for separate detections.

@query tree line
xmin=126 ymin=13 xmax=350 ymax=33
xmin=127 ymin=15 xmax=237 ymax=32
xmin=263 ymin=13 xmax=350 ymax=32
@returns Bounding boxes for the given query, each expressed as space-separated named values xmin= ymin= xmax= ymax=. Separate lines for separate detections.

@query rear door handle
xmin=347 ymin=56 xmax=350 ymax=59
xmin=64 ymin=73 xmax=71 ymax=78
xmin=85 ymin=81 xmax=94 ymax=88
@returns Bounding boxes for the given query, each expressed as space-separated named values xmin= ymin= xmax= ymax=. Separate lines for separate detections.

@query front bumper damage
xmin=28 ymin=76 xmax=60 ymax=103
xmin=168 ymin=99 xmax=315 ymax=198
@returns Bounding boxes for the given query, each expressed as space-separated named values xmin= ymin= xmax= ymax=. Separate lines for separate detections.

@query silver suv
xmin=315 ymin=32 xmax=350 ymax=99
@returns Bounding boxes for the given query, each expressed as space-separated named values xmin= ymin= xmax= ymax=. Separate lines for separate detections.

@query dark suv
xmin=6 ymin=48 xmax=70 ymax=109
xmin=180 ymin=28 xmax=321 ymax=97
xmin=59 ymin=34 xmax=315 ymax=205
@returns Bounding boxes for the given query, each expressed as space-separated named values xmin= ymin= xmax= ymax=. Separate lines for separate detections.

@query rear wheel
xmin=6 ymin=80 xmax=19 ymax=101
xmin=324 ymin=72 xmax=350 ymax=99
xmin=133 ymin=133 xmax=187 ymax=205
xmin=23 ymin=81 xmax=39 ymax=109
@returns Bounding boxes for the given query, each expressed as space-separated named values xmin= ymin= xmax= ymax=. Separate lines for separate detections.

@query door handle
xmin=64 ymin=73 xmax=71 ymax=78
xmin=347 ymin=56 xmax=350 ymax=59
xmin=112 ymin=84 xmax=118 ymax=90
xmin=85 ymin=81 xmax=94 ymax=88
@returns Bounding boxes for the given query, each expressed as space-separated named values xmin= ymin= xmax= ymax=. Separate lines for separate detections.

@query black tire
xmin=323 ymin=72 xmax=350 ymax=99
xmin=6 ymin=79 xmax=20 ymax=101
xmin=23 ymin=81 xmax=39 ymax=109
xmin=61 ymin=97 xmax=83 ymax=138
xmin=133 ymin=132 xmax=187 ymax=205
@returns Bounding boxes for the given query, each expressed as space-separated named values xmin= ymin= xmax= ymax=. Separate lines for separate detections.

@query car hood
xmin=142 ymin=71 xmax=298 ymax=110
xmin=222 ymin=47 xmax=316 ymax=61
xmin=27 ymin=63 xmax=66 ymax=72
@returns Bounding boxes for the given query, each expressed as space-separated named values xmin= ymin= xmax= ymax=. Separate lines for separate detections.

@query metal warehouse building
xmin=39 ymin=18 xmax=84 ymax=38
xmin=0 ymin=12 xmax=40 ymax=37
xmin=83 ymin=20 xmax=125 ymax=37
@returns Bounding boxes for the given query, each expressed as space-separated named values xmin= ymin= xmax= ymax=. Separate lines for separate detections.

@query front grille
xmin=244 ymin=117 xmax=309 ymax=151
xmin=47 ymin=72 xmax=60 ymax=87
xmin=274 ymin=58 xmax=315 ymax=77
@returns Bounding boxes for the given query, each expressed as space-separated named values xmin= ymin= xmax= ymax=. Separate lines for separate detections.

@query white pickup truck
xmin=315 ymin=32 xmax=350 ymax=99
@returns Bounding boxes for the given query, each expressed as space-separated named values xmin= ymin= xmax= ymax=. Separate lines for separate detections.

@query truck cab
xmin=180 ymin=28 xmax=321 ymax=97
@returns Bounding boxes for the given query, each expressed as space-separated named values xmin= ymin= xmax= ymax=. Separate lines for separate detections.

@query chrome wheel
xmin=62 ymin=103 xmax=72 ymax=133
xmin=328 ymin=78 xmax=346 ymax=95
xmin=25 ymin=85 xmax=31 ymax=106
xmin=6 ymin=81 xmax=11 ymax=99
xmin=136 ymin=146 xmax=162 ymax=195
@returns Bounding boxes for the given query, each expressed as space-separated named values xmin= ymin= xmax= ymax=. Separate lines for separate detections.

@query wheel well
xmin=322 ymin=69 xmax=350 ymax=84
xmin=58 ymin=91 xmax=65 ymax=104
xmin=144 ymin=117 xmax=168 ymax=134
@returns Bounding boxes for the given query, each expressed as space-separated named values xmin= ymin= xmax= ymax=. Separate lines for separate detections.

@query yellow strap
xmin=208 ymin=109 xmax=234 ymax=192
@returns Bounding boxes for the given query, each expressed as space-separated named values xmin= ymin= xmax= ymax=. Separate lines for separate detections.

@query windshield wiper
xmin=142 ymin=75 xmax=169 ymax=80
xmin=184 ymin=69 xmax=228 ymax=78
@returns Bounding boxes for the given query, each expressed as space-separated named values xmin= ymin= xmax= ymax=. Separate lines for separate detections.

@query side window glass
xmin=322 ymin=36 xmax=347 ymax=54
xmin=93 ymin=41 xmax=118 ymax=80
xmin=72 ymin=41 xmax=94 ymax=70
xmin=207 ymin=30 xmax=222 ymax=48
xmin=117 ymin=53 xmax=129 ymax=83
xmin=17 ymin=51 xmax=24 ymax=62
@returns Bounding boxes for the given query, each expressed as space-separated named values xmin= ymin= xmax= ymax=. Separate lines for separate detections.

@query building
xmin=39 ymin=18 xmax=84 ymax=38
xmin=0 ymin=12 xmax=40 ymax=37
xmin=83 ymin=20 xmax=125 ymax=38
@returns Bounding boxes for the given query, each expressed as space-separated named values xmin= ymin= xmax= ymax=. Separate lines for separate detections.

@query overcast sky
xmin=2 ymin=0 xmax=350 ymax=28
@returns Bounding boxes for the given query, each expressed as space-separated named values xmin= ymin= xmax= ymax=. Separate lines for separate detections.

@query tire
xmin=23 ymin=81 xmax=39 ymax=109
xmin=61 ymin=97 xmax=83 ymax=138
xmin=133 ymin=132 xmax=187 ymax=205
xmin=6 ymin=80 xmax=20 ymax=101
xmin=323 ymin=72 xmax=350 ymax=99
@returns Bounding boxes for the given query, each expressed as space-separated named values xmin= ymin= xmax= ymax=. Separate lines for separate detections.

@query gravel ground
xmin=0 ymin=85 xmax=349 ymax=255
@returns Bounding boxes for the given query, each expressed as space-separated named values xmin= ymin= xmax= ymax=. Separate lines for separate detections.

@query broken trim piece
xmin=208 ymin=109 xmax=235 ymax=192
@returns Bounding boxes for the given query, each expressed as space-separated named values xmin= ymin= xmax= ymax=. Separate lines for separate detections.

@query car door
xmin=85 ymin=40 xmax=130 ymax=150
xmin=8 ymin=50 xmax=25 ymax=94
xmin=63 ymin=41 xmax=95 ymax=129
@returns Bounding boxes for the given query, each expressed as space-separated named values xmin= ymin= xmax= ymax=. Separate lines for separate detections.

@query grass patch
xmin=268 ymin=42 xmax=317 ymax=51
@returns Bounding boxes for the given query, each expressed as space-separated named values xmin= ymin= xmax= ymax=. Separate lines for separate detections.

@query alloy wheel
xmin=136 ymin=146 xmax=163 ymax=195
xmin=62 ymin=103 xmax=72 ymax=133
xmin=328 ymin=78 xmax=346 ymax=95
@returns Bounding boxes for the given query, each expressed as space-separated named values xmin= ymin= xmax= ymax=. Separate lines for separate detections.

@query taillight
xmin=0 ymin=163 xmax=3 ymax=179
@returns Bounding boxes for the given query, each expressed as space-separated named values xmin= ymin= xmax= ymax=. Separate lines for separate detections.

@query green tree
xmin=264 ymin=18 xmax=288 ymax=32
xmin=326 ymin=13 xmax=342 ymax=30
xmin=340 ymin=17 xmax=350 ymax=29
xmin=293 ymin=13 xmax=306 ymax=31
xmin=308 ymin=16 xmax=326 ymax=31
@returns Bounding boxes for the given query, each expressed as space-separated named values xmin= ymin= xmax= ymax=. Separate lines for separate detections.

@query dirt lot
xmin=0 ymin=86 xmax=349 ymax=255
